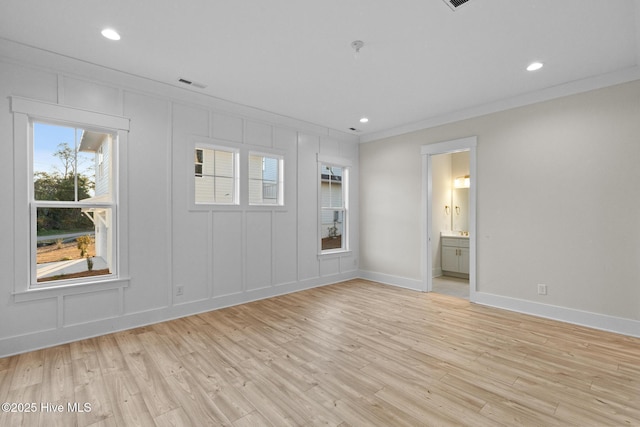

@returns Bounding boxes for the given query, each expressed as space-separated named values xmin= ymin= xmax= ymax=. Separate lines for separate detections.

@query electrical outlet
xmin=176 ymin=285 xmax=184 ymax=296
xmin=537 ymin=284 xmax=547 ymax=295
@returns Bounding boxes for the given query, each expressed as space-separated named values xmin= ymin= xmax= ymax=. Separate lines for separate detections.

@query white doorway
xmin=421 ymin=137 xmax=477 ymax=301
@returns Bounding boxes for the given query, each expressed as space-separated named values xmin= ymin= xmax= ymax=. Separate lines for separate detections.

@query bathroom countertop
xmin=440 ymin=231 xmax=470 ymax=238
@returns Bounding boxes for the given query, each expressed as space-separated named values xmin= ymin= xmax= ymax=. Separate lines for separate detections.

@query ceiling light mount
xmin=351 ymin=40 xmax=364 ymax=55
xmin=351 ymin=40 xmax=364 ymax=52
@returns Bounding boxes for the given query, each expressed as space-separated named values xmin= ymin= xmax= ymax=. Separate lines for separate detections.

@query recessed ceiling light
xmin=101 ymin=28 xmax=121 ymax=41
xmin=360 ymin=117 xmax=369 ymax=123
xmin=527 ymin=61 xmax=543 ymax=71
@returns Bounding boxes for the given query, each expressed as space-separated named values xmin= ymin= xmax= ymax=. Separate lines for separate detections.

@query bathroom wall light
xmin=454 ymin=175 xmax=470 ymax=188
xmin=359 ymin=117 xmax=369 ymax=123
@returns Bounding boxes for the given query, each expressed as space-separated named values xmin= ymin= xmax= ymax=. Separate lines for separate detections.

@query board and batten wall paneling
xmin=274 ymin=211 xmax=298 ymax=286
xmin=212 ymin=211 xmax=244 ymax=297
xmin=245 ymin=120 xmax=273 ymax=147
xmin=213 ymin=111 xmax=243 ymax=143
xmin=62 ymin=76 xmax=122 ymax=116
xmin=245 ymin=211 xmax=273 ymax=290
xmin=171 ymin=103 xmax=212 ymax=304
xmin=0 ymin=61 xmax=60 ymax=344
xmin=123 ymin=91 xmax=172 ymax=313
xmin=63 ymin=289 xmax=120 ymax=327
xmin=0 ymin=43 xmax=359 ymax=357
xmin=0 ymin=60 xmax=58 ymax=102
xmin=297 ymin=133 xmax=321 ymax=281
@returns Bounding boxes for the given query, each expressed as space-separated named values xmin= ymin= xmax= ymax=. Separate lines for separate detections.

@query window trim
xmin=318 ymin=155 xmax=351 ymax=255
xmin=190 ymin=138 xmax=241 ymax=209
xmin=10 ymin=96 xmax=130 ymax=297
xmin=247 ymin=150 xmax=284 ymax=206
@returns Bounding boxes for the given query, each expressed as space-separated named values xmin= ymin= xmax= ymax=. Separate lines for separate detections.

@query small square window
xmin=194 ymin=146 xmax=239 ymax=205
xmin=248 ymin=153 xmax=283 ymax=205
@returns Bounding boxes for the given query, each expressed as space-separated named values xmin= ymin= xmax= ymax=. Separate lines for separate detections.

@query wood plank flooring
xmin=1 ymin=279 xmax=639 ymax=426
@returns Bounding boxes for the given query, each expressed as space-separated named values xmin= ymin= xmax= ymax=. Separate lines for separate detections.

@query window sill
xmin=318 ymin=250 xmax=352 ymax=259
xmin=189 ymin=204 xmax=289 ymax=212
xmin=246 ymin=204 xmax=288 ymax=212
xmin=13 ymin=277 xmax=130 ymax=302
xmin=190 ymin=203 xmax=241 ymax=212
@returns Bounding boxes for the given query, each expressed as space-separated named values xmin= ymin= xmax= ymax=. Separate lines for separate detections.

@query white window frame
xmin=318 ymin=155 xmax=350 ymax=255
xmin=97 ymin=145 xmax=105 ymax=180
xmin=30 ymin=124 xmax=116 ymax=287
xmin=190 ymin=139 xmax=240 ymax=209
xmin=11 ymin=97 xmax=130 ymax=301
xmin=248 ymin=151 xmax=284 ymax=206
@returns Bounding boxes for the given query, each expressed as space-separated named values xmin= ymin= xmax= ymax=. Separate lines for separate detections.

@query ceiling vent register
xmin=443 ymin=0 xmax=470 ymax=11
xmin=178 ymin=78 xmax=207 ymax=89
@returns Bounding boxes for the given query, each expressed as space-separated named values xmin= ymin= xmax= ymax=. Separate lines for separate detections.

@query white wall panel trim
xmin=0 ymin=272 xmax=359 ymax=358
xmin=0 ymin=40 xmax=358 ymax=142
xmin=13 ymin=278 xmax=130 ymax=303
xmin=10 ymin=96 xmax=130 ymax=131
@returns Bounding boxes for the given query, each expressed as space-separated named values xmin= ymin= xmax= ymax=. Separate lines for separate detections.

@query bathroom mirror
xmin=452 ymin=187 xmax=469 ymax=232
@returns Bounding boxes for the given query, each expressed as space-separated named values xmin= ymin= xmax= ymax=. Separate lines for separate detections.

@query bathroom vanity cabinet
xmin=441 ymin=236 xmax=469 ymax=278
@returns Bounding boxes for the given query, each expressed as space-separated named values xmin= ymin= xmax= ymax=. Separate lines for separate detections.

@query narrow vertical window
xmin=32 ymin=122 xmax=116 ymax=284
xmin=248 ymin=153 xmax=283 ymax=205
xmin=320 ymin=164 xmax=348 ymax=252
xmin=194 ymin=146 xmax=239 ymax=205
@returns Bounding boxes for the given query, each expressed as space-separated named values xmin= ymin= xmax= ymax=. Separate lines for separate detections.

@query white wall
xmin=360 ymin=80 xmax=640 ymax=335
xmin=431 ymin=153 xmax=451 ymax=277
xmin=0 ymin=41 xmax=359 ymax=357
xmin=451 ymin=151 xmax=470 ymax=233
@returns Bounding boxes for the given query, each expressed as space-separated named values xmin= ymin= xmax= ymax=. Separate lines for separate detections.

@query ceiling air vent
xmin=443 ymin=0 xmax=470 ymax=11
xmin=178 ymin=78 xmax=207 ymax=89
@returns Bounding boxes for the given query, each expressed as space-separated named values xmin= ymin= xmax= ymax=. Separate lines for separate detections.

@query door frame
xmin=421 ymin=136 xmax=477 ymax=301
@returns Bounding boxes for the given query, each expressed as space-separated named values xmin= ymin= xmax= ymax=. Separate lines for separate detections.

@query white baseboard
xmin=4 ymin=271 xmax=637 ymax=357
xmin=357 ymin=271 xmax=640 ymax=338
xmin=473 ymin=292 xmax=640 ymax=338
xmin=0 ymin=271 xmax=358 ymax=358
xmin=358 ymin=270 xmax=423 ymax=291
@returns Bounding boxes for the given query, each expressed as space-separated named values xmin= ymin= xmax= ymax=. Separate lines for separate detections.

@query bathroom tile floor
xmin=433 ymin=275 xmax=469 ymax=300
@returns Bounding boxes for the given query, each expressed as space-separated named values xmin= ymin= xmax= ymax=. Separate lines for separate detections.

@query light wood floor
xmin=1 ymin=279 xmax=639 ymax=426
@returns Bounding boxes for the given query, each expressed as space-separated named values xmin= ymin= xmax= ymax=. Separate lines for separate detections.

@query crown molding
xmin=359 ymin=65 xmax=640 ymax=143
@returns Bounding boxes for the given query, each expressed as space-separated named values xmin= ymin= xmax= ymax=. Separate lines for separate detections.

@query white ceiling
xmin=1 ymin=0 xmax=639 ymax=138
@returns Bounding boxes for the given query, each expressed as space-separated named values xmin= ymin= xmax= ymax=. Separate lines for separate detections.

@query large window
xmin=194 ymin=146 xmax=239 ymax=205
xmin=320 ymin=163 xmax=348 ymax=252
xmin=32 ymin=122 xmax=116 ymax=285
xmin=248 ymin=152 xmax=283 ymax=205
